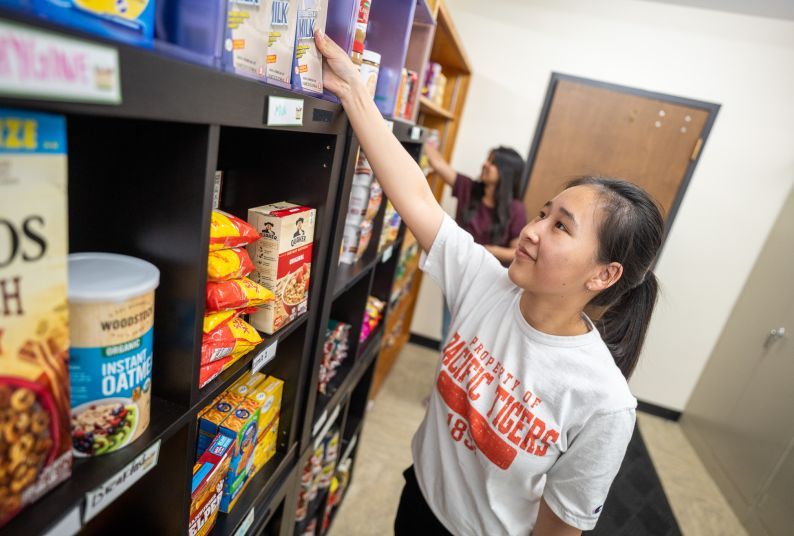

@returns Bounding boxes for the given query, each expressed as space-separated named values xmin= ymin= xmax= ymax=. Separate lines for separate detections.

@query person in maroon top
xmin=424 ymin=143 xmax=527 ymax=343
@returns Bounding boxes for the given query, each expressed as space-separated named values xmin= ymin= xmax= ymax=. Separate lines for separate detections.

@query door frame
xmin=522 ymin=72 xmax=721 ymax=238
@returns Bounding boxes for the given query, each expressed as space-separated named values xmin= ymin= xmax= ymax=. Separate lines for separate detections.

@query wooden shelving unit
xmin=372 ymin=0 xmax=471 ymax=399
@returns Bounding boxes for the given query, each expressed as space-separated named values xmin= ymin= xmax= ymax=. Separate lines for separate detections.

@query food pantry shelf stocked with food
xmin=0 ymin=0 xmax=448 ymax=533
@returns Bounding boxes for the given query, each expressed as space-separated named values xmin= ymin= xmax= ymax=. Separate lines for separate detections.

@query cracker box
xmin=197 ymin=392 xmax=243 ymax=457
xmin=247 ymin=376 xmax=283 ymax=473
xmin=291 ymin=0 xmax=327 ymax=95
xmin=228 ymin=371 xmax=266 ymax=398
xmin=190 ymin=434 xmax=233 ymax=536
xmin=218 ymin=398 xmax=260 ymax=512
xmin=0 ymin=109 xmax=72 ymax=527
xmin=247 ymin=203 xmax=315 ymax=334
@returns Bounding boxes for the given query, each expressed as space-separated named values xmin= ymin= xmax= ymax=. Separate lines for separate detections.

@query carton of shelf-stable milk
xmin=0 ymin=109 xmax=72 ymax=527
xmin=247 ymin=203 xmax=315 ymax=335
xmin=291 ymin=0 xmax=327 ymax=95
xmin=223 ymin=0 xmax=297 ymax=87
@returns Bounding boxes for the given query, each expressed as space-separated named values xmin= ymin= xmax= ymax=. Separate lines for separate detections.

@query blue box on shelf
xmin=155 ymin=0 xmax=227 ymax=67
xmin=33 ymin=0 xmax=155 ymax=47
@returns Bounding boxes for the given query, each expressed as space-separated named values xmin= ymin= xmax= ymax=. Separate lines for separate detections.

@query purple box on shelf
xmin=33 ymin=0 xmax=155 ymax=47
xmin=364 ymin=0 xmax=415 ymax=117
xmin=155 ymin=0 xmax=227 ymax=67
xmin=322 ymin=0 xmax=357 ymax=102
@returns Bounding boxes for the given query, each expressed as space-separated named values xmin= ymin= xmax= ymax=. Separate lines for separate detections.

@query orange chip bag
xmin=201 ymin=316 xmax=263 ymax=365
xmin=209 ymin=210 xmax=261 ymax=251
xmin=206 ymin=277 xmax=274 ymax=312
xmin=207 ymin=247 xmax=256 ymax=281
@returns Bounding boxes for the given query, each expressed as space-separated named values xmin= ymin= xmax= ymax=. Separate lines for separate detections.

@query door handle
xmin=764 ymin=327 xmax=786 ymax=349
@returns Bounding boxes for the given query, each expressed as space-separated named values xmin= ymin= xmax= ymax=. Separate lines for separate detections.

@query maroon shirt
xmin=452 ymin=173 xmax=527 ymax=247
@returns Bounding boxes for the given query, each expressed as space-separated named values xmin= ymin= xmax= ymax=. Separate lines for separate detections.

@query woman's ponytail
xmin=566 ymin=177 xmax=665 ymax=380
xmin=595 ymin=272 xmax=659 ymax=379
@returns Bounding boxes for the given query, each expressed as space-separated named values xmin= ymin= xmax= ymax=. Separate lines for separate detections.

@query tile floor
xmin=328 ymin=344 xmax=748 ymax=536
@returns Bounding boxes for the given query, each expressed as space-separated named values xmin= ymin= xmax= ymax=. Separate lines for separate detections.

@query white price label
xmin=84 ymin=440 xmax=161 ymax=523
xmin=384 ymin=119 xmax=394 ymax=132
xmin=340 ymin=435 xmax=358 ymax=464
xmin=0 ymin=20 xmax=121 ymax=104
xmin=267 ymin=96 xmax=304 ymax=126
xmin=381 ymin=245 xmax=393 ymax=263
xmin=252 ymin=340 xmax=278 ymax=374
xmin=410 ymin=126 xmax=422 ymax=141
xmin=44 ymin=505 xmax=81 ymax=536
xmin=235 ymin=507 xmax=255 ymax=536
xmin=312 ymin=409 xmax=328 ymax=438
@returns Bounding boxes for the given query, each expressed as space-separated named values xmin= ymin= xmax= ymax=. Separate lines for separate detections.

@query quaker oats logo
xmin=291 ymin=217 xmax=307 ymax=246
xmin=261 ymin=222 xmax=277 ymax=240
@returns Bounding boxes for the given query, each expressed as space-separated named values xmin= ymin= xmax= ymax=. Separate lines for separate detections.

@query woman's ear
xmin=586 ymin=262 xmax=623 ymax=292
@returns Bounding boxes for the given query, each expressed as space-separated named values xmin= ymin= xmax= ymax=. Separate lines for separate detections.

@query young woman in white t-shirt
xmin=315 ymin=31 xmax=664 ymax=536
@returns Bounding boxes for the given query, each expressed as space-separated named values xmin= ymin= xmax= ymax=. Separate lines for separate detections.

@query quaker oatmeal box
xmin=0 ymin=109 xmax=71 ymax=526
xmin=247 ymin=203 xmax=315 ymax=335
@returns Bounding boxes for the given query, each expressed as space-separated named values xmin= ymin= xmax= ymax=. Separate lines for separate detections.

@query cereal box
xmin=218 ymin=398 xmax=260 ymax=513
xmin=291 ymin=0 xmax=327 ymax=95
xmin=0 ymin=109 xmax=71 ymax=526
xmin=190 ymin=434 xmax=233 ymax=536
xmin=247 ymin=375 xmax=283 ymax=473
xmin=197 ymin=392 xmax=243 ymax=457
xmin=248 ymin=203 xmax=315 ymax=334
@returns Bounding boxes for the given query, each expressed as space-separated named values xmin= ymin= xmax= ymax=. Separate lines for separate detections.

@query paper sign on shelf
xmin=410 ymin=126 xmax=422 ymax=141
xmin=252 ymin=340 xmax=278 ymax=374
xmin=381 ymin=245 xmax=393 ymax=263
xmin=83 ymin=440 xmax=161 ymax=523
xmin=314 ymin=404 xmax=341 ymax=449
xmin=235 ymin=507 xmax=255 ymax=536
xmin=267 ymin=96 xmax=304 ymax=126
xmin=312 ymin=409 xmax=328 ymax=438
xmin=0 ymin=20 xmax=121 ymax=104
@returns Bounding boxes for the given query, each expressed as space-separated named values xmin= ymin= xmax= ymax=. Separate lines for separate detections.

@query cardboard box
xmin=291 ymin=0 xmax=328 ymax=94
xmin=227 ymin=371 xmax=266 ymax=398
xmin=197 ymin=392 xmax=243 ymax=457
xmin=248 ymin=203 xmax=315 ymax=334
xmin=34 ymin=0 xmax=154 ymax=47
xmin=190 ymin=434 xmax=233 ymax=536
xmin=247 ymin=376 xmax=284 ymax=473
xmin=0 ymin=109 xmax=72 ymax=527
xmin=218 ymin=398 xmax=260 ymax=512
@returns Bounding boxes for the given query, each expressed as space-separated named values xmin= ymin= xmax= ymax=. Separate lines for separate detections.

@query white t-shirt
xmin=413 ymin=215 xmax=637 ymax=535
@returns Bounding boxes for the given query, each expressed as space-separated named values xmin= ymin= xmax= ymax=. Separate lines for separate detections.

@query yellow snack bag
xmin=209 ymin=210 xmax=260 ymax=251
xmin=205 ymin=277 xmax=275 ymax=312
xmin=201 ymin=317 xmax=263 ymax=365
xmin=207 ymin=248 xmax=256 ymax=282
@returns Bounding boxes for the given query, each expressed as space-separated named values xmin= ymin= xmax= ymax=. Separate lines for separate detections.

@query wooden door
xmin=524 ymin=76 xmax=718 ymax=227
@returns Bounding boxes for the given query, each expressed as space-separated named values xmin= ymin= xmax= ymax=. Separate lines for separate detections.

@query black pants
xmin=394 ymin=466 xmax=453 ymax=535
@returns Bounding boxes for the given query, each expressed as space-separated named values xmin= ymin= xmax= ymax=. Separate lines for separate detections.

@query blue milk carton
xmin=33 ymin=0 xmax=155 ymax=47
xmin=290 ymin=0 xmax=326 ymax=95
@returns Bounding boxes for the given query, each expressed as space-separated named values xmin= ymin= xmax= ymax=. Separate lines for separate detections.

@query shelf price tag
xmin=340 ymin=435 xmax=358 ymax=464
xmin=314 ymin=404 xmax=341 ymax=449
xmin=410 ymin=126 xmax=422 ymax=141
xmin=384 ymin=119 xmax=395 ymax=132
xmin=252 ymin=340 xmax=278 ymax=374
xmin=0 ymin=20 xmax=121 ymax=104
xmin=235 ymin=507 xmax=255 ymax=536
xmin=312 ymin=409 xmax=328 ymax=438
xmin=83 ymin=440 xmax=161 ymax=523
xmin=381 ymin=245 xmax=393 ymax=263
xmin=267 ymin=96 xmax=304 ymax=126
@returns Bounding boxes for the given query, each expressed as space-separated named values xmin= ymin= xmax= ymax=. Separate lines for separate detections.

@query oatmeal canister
xmin=67 ymin=253 xmax=160 ymax=456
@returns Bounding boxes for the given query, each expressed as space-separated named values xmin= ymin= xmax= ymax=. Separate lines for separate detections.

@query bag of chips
xmin=206 ymin=277 xmax=274 ymax=312
xmin=209 ymin=210 xmax=261 ymax=251
xmin=199 ymin=355 xmax=236 ymax=388
xmin=207 ymin=247 xmax=255 ymax=281
xmin=202 ymin=316 xmax=263 ymax=365
xmin=202 ymin=308 xmax=257 ymax=333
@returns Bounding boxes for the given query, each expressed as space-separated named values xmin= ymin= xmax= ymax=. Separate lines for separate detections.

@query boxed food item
xmin=228 ymin=371 xmax=266 ymax=398
xmin=291 ymin=0 xmax=327 ymax=95
xmin=247 ymin=376 xmax=283 ymax=473
xmin=34 ymin=0 xmax=155 ymax=47
xmin=190 ymin=433 xmax=233 ymax=536
xmin=0 ymin=109 xmax=71 ymax=526
xmin=218 ymin=398 xmax=260 ymax=512
xmin=266 ymin=0 xmax=299 ymax=87
xmin=197 ymin=392 xmax=243 ymax=456
xmin=247 ymin=203 xmax=315 ymax=334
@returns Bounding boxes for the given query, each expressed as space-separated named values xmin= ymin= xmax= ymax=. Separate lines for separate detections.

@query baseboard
xmin=408 ymin=333 xmax=442 ymax=351
xmin=637 ymin=400 xmax=682 ymax=421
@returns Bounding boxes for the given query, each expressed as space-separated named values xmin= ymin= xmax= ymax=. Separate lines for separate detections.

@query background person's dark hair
xmin=461 ymin=147 xmax=525 ymax=244
xmin=566 ymin=177 xmax=664 ymax=379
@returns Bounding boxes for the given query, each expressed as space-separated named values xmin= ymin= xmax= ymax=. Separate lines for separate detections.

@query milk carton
xmin=291 ymin=0 xmax=327 ymax=94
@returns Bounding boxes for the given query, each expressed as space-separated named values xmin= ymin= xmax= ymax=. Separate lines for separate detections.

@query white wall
xmin=410 ymin=0 xmax=794 ymax=411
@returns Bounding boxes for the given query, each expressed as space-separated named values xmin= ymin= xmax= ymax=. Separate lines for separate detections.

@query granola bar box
xmin=247 ymin=203 xmax=315 ymax=335
xmin=0 ymin=109 xmax=71 ymax=526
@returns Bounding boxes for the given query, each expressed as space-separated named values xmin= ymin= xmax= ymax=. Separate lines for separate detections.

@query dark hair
xmin=566 ymin=177 xmax=664 ymax=379
xmin=462 ymin=147 xmax=525 ymax=244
